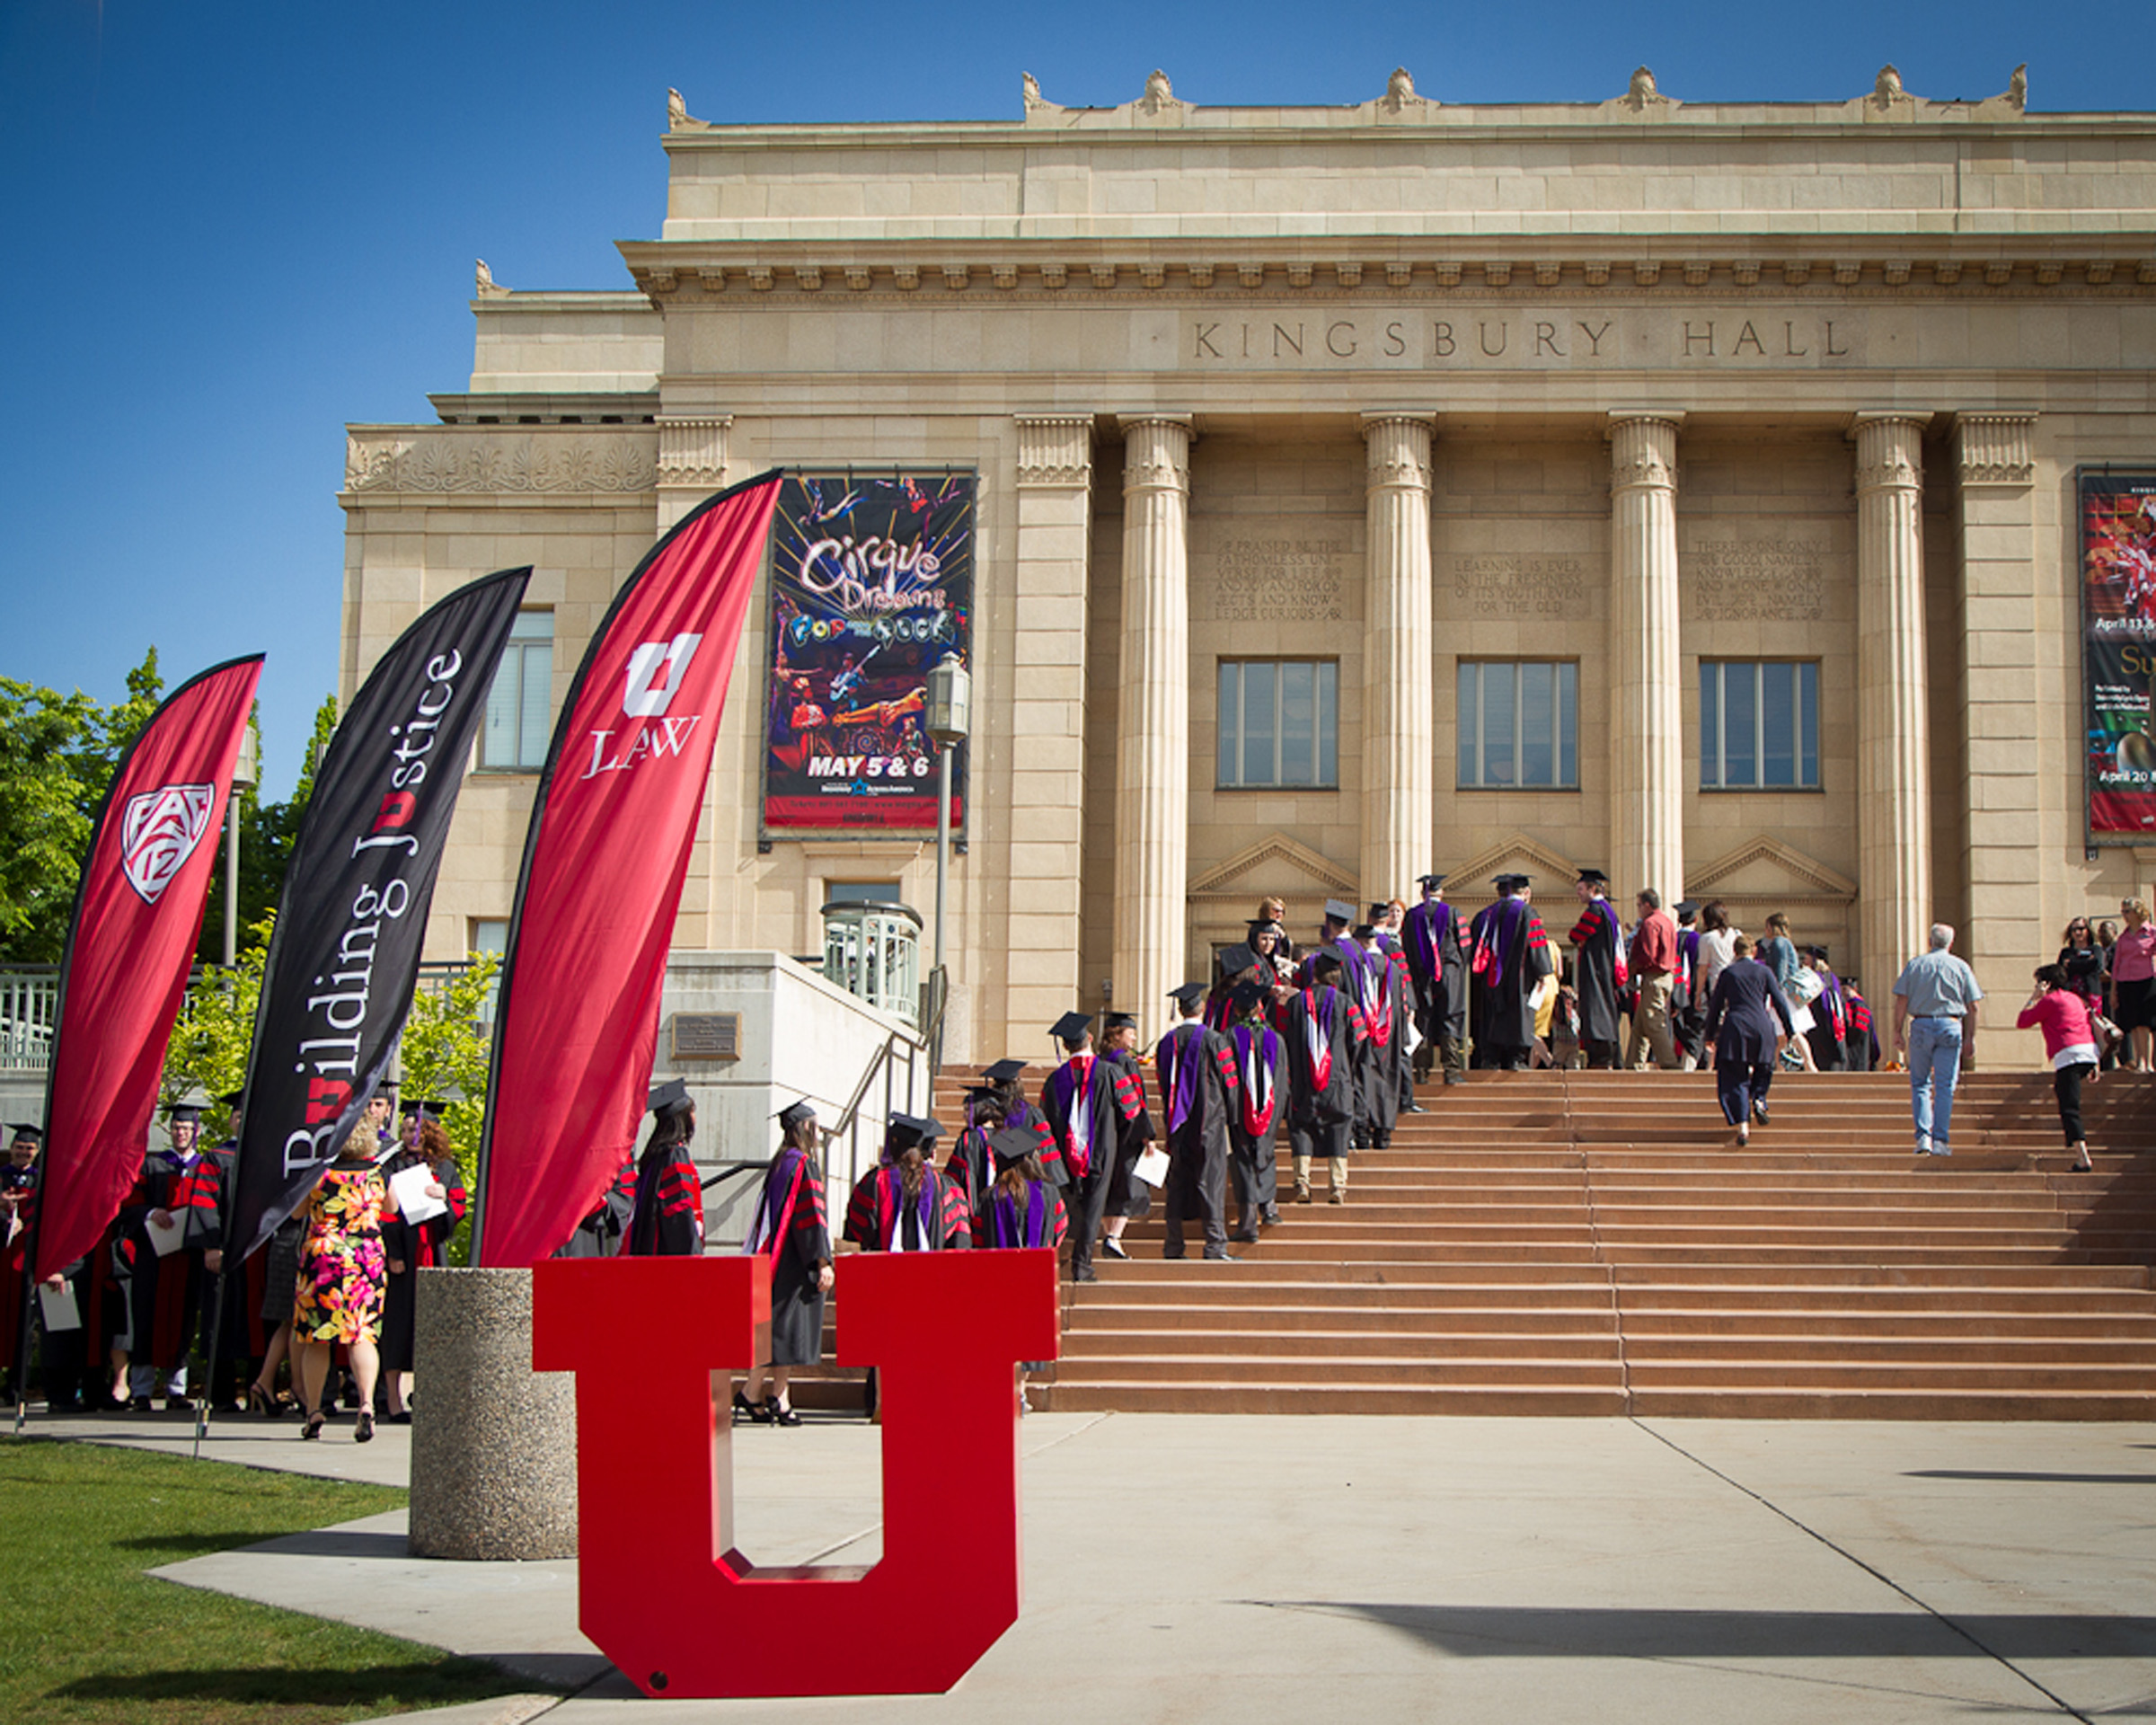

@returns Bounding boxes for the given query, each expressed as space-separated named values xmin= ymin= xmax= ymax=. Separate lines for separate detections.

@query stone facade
xmin=341 ymin=70 xmax=2156 ymax=1060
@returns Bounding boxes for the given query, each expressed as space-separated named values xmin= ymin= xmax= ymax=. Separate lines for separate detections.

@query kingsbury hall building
xmin=339 ymin=66 xmax=2156 ymax=1066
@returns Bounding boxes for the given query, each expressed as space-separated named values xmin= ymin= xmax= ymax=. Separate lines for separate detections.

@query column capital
xmin=1849 ymin=411 xmax=1931 ymax=494
xmin=655 ymin=415 xmax=733 ymax=491
xmin=1950 ymin=411 xmax=2038 ymax=488
xmin=1119 ymin=415 xmax=1192 ymax=497
xmin=1013 ymin=415 xmax=1094 ymax=489
xmin=1360 ymin=412 xmax=1434 ymax=491
xmin=1604 ymin=409 xmax=1687 ymax=432
xmin=1606 ymin=412 xmax=1681 ymax=492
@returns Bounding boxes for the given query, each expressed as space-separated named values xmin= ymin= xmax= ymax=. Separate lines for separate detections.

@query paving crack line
xmin=1631 ymin=1417 xmax=2097 ymax=1723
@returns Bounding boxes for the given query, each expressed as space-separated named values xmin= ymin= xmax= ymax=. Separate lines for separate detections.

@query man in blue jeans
xmin=1889 ymin=924 xmax=1984 ymax=1155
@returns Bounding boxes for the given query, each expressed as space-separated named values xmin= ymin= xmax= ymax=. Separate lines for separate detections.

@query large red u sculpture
xmin=532 ymin=1249 xmax=1060 ymax=1697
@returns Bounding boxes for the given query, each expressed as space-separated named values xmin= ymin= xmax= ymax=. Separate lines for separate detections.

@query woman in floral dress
xmin=294 ymin=1124 xmax=389 ymax=1441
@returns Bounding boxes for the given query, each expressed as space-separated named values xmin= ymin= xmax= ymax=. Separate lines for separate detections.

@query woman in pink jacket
xmin=2015 ymin=965 xmax=2099 ymax=1172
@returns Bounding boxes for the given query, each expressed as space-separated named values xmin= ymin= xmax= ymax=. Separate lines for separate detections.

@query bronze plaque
xmin=671 ymin=1013 xmax=740 ymax=1062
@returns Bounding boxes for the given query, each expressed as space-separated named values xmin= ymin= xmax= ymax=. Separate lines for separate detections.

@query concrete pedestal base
xmin=408 ymin=1267 xmax=578 ymax=1561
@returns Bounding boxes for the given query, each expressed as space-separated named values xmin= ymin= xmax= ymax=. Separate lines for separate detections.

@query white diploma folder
xmin=145 ymin=1211 xmax=186 ymax=1257
xmin=390 ymin=1163 xmax=449 ymax=1226
xmin=39 ymin=1282 xmax=81 ymax=1331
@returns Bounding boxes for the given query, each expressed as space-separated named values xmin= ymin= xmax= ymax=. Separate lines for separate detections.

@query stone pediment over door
xmin=1188 ymin=835 xmax=1358 ymax=951
xmin=1445 ymin=833 xmax=1579 ymax=901
xmin=1686 ymin=834 xmax=1860 ymax=972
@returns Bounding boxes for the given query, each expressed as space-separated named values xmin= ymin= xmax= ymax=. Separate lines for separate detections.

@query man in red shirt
xmin=1625 ymin=888 xmax=1681 ymax=1070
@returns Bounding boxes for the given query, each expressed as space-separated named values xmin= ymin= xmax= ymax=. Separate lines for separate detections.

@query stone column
xmin=1606 ymin=412 xmax=1686 ymax=906
xmin=655 ymin=415 xmax=731 ymax=534
xmin=1360 ymin=414 xmax=1436 ymax=906
xmin=1851 ymin=411 xmax=1935 ymax=984
xmin=1006 ymin=416 xmax=1096 ymax=1043
xmin=1952 ymin=412 xmax=2043 ymax=1024
xmin=1114 ymin=415 xmax=1193 ymax=1040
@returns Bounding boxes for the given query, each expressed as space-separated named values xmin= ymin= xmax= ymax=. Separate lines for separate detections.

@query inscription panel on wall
xmin=1683 ymin=528 xmax=1830 ymax=620
xmin=1207 ymin=535 xmax=1349 ymax=622
xmin=1449 ymin=555 xmax=1590 ymax=617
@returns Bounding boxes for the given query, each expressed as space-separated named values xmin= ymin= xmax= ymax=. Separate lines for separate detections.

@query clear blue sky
xmin=2 ymin=0 xmax=2144 ymax=795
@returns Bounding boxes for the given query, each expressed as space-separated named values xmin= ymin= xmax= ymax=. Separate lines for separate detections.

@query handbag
xmin=2090 ymin=1012 xmax=2125 ymax=1054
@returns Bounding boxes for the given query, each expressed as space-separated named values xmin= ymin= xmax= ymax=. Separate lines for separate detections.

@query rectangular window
xmin=1456 ymin=660 xmax=1577 ymax=789
xmin=480 ymin=611 xmax=553 ymax=769
xmin=1700 ymin=660 xmax=1819 ymax=789
xmin=1217 ymin=660 xmax=1338 ymax=788
xmin=825 ymin=880 xmax=904 ymax=907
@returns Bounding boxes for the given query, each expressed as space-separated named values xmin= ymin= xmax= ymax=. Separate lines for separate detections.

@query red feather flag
xmin=35 ymin=656 xmax=263 ymax=1281
xmin=477 ymin=476 xmax=782 ymax=1266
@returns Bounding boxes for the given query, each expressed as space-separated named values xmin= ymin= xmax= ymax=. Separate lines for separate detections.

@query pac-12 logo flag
xmin=34 ymin=656 xmax=263 ymax=1283
xmin=226 ymin=568 xmax=532 ymax=1261
xmin=477 ymin=474 xmax=782 ymax=1267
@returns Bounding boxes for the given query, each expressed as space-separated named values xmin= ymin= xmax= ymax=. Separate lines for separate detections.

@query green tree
xmin=196 ymin=693 xmax=339 ymax=964
xmin=163 ymin=910 xmax=274 ymax=1110
xmin=397 ymin=952 xmax=499 ymax=1263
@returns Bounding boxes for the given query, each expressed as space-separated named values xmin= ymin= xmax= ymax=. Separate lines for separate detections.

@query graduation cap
xmin=1352 ymin=924 xmax=1379 ymax=941
xmin=1245 ymin=917 xmax=1285 ymax=938
xmin=1217 ymin=943 xmax=1257 ymax=977
xmin=985 ymin=1124 xmax=1041 ymax=1172
xmin=1322 ymin=899 xmax=1356 ymax=926
xmin=1103 ymin=1011 xmax=1137 ymax=1031
xmin=217 ymin=1087 xmax=246 ymax=1109
xmin=6 ymin=1123 xmax=43 ymax=1146
xmin=1308 ymin=950 xmax=1344 ymax=979
xmin=1049 ymin=1011 xmax=1094 ymax=1046
xmin=166 ymin=1091 xmax=209 ymax=1123
xmin=1168 ymin=981 xmax=1209 ymax=1010
xmin=1417 ymin=873 xmax=1447 ymax=889
xmin=1577 ymin=868 xmax=1610 ymax=887
xmin=400 ymin=1098 xmax=446 ymax=1122
xmin=1674 ymin=899 xmax=1701 ymax=919
xmin=983 ymin=1057 xmax=1027 ymax=1085
xmin=1367 ymin=902 xmax=1392 ymax=921
xmin=1809 ymin=945 xmax=1832 ymax=964
xmin=1228 ymin=980 xmax=1269 ymax=1015
xmin=1492 ymin=874 xmax=1519 ymax=892
xmin=775 ymin=1099 xmax=817 ymax=1134
xmin=648 ymin=1077 xmax=693 ymax=1117
xmin=885 ymin=1112 xmax=943 ymax=1153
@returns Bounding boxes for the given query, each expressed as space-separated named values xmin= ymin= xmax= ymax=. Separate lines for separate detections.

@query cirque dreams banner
xmin=34 ymin=656 xmax=262 ymax=1282
xmin=2081 ymin=471 xmax=2156 ymax=842
xmin=227 ymin=569 xmax=530 ymax=1260
xmin=479 ymin=475 xmax=781 ymax=1267
xmin=762 ymin=472 xmax=974 ymax=836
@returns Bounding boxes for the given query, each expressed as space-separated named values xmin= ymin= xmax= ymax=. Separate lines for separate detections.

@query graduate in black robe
xmin=1039 ymin=1013 xmax=1143 ymax=1283
xmin=553 ymin=1162 xmax=634 ymax=1258
xmin=1567 ymin=870 xmax=1627 ymax=1069
xmin=378 ymin=1101 xmax=466 ymax=1422
xmin=1096 ymin=1013 xmax=1156 ymax=1257
xmin=739 ymin=1101 xmax=832 ymax=1428
xmin=944 ymin=1083 xmax=1003 ymax=1229
xmin=983 ymin=1059 xmax=1062 ymax=1186
xmin=1402 ymin=874 xmax=1471 ymax=1085
xmin=115 ymin=1101 xmax=225 ymax=1410
xmin=1671 ymin=901 xmax=1706 ymax=1069
xmin=0 ymin=1126 xmax=39 ymax=1405
xmin=1286 ymin=952 xmax=1364 ymax=1203
xmin=1470 ymin=876 xmax=1555 ymax=1070
xmin=976 ymin=1125 xmax=1070 ymax=1411
xmin=1154 ymin=982 xmax=1241 ymax=1261
xmin=625 ymin=1079 xmax=704 ymax=1257
xmin=1348 ymin=923 xmax=1406 ymax=1149
xmin=1223 ymin=984 xmax=1286 ymax=1242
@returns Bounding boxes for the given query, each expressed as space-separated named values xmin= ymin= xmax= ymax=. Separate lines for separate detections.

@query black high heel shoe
xmin=766 ymin=1396 xmax=801 ymax=1429
xmin=730 ymin=1390 xmax=757 ymax=1422
xmin=300 ymin=1408 xmax=324 ymax=1441
xmin=745 ymin=1393 xmax=775 ymax=1426
xmin=354 ymin=1410 xmax=376 ymax=1444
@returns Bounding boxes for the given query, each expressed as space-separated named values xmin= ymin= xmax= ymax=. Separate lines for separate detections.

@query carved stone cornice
xmin=1013 ymin=415 xmax=1094 ymax=488
xmin=1118 ymin=415 xmax=1192 ymax=497
xmin=1606 ymin=411 xmax=1683 ymax=492
xmin=343 ymin=429 xmax=658 ymax=497
xmin=1848 ymin=411 xmax=1932 ymax=492
xmin=657 ymin=415 xmax=732 ymax=491
xmin=1950 ymin=411 xmax=2037 ymax=488
xmin=1360 ymin=412 xmax=1435 ymax=491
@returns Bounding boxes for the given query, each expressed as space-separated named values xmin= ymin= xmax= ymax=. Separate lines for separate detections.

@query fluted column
xmin=1606 ymin=411 xmax=1686 ymax=907
xmin=1114 ymin=415 xmax=1194 ymax=1040
xmin=1360 ymin=414 xmax=1436 ymax=906
xmin=1851 ymin=411 xmax=1935 ymax=984
xmin=1005 ymin=415 xmax=1096 ymax=1048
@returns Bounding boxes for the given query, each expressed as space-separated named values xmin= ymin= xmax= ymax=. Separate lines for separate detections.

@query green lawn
xmin=0 ymin=1438 xmax=565 ymax=1723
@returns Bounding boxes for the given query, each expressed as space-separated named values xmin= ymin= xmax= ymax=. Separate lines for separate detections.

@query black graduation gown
xmin=553 ymin=1161 xmax=634 ymax=1258
xmin=1286 ymin=984 xmax=1360 ymax=1158
xmin=1469 ymin=898 xmax=1555 ymax=1060
xmin=1402 ymin=898 xmax=1470 ymax=1048
xmin=747 ymin=1146 xmax=831 ymax=1367
xmin=1224 ymin=1021 xmax=1285 ymax=1225
xmin=1101 ymin=1048 xmax=1157 ymax=1220
xmin=625 ymin=1143 xmax=703 ymax=1257
xmin=1042 ymin=1052 xmax=1140 ymax=1271
xmin=116 ymin=1149 xmax=224 ymax=1372
xmin=1347 ymin=945 xmax=1406 ymax=1145
xmin=379 ymin=1151 xmax=467 ymax=1373
xmin=1153 ymin=1021 xmax=1237 ymax=1255
xmin=1568 ymin=897 xmax=1626 ymax=1049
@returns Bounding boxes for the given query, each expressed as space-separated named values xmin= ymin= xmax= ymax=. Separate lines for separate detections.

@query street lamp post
xmin=923 ymin=655 xmax=971 ymax=1058
xmin=223 ymin=725 xmax=260 ymax=967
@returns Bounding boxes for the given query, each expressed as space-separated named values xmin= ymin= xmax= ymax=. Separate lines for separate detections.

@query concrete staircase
xmin=929 ymin=1066 xmax=2156 ymax=1420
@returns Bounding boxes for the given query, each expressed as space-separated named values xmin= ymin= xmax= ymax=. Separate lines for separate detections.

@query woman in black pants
xmin=2015 ymin=965 xmax=2100 ymax=1172
xmin=1701 ymin=935 xmax=1796 ymax=1148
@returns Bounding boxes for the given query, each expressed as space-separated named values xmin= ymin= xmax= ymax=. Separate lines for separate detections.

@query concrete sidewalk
xmin=40 ymin=1405 xmax=2156 ymax=1722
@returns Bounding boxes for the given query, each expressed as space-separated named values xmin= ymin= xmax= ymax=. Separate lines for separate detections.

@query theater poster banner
xmin=762 ymin=472 xmax=973 ymax=836
xmin=2081 ymin=470 xmax=2156 ymax=842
